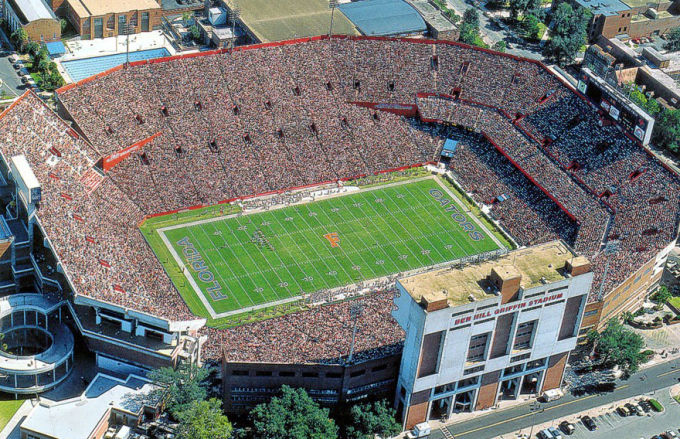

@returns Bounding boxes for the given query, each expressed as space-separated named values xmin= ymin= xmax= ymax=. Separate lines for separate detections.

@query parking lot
xmin=523 ymin=391 xmax=680 ymax=439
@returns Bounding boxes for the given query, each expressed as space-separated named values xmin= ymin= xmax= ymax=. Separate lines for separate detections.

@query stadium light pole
xmin=347 ymin=302 xmax=364 ymax=364
xmin=230 ymin=3 xmax=241 ymax=49
xmin=329 ymin=0 xmax=338 ymax=38
xmin=596 ymin=240 xmax=620 ymax=301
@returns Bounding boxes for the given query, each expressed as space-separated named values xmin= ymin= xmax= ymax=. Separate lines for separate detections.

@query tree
xmin=652 ymin=108 xmax=680 ymax=155
xmin=148 ymin=364 xmax=211 ymax=419
xmin=544 ymin=3 xmax=589 ymax=65
xmin=250 ymin=386 xmax=338 ymax=439
xmin=509 ymin=0 xmax=542 ymax=20
xmin=664 ymin=27 xmax=680 ymax=52
xmin=190 ymin=24 xmax=201 ymax=42
xmin=11 ymin=28 xmax=28 ymax=52
xmin=653 ymin=285 xmax=672 ymax=304
xmin=493 ymin=40 xmax=507 ymax=52
xmin=346 ymin=400 xmax=401 ymax=439
xmin=25 ymin=41 xmax=40 ymax=58
xmin=60 ymin=18 xmax=68 ymax=34
xmin=521 ymin=14 xmax=541 ymax=40
xmin=175 ymin=398 xmax=232 ymax=439
xmin=591 ymin=318 xmax=645 ymax=373
xmin=459 ymin=9 xmax=481 ymax=46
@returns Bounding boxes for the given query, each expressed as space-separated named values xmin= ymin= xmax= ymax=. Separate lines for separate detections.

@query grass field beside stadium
xmin=238 ymin=0 xmax=358 ymax=42
xmin=154 ymin=177 xmax=503 ymax=318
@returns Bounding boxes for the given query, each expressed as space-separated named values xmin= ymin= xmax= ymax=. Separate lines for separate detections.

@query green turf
xmin=238 ymin=0 xmax=358 ymax=42
xmin=157 ymin=178 xmax=502 ymax=317
xmin=0 ymin=399 xmax=24 ymax=430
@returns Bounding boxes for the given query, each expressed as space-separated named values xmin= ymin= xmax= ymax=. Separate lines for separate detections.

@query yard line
xmin=204 ymin=219 xmax=270 ymax=305
xmin=354 ymin=190 xmax=437 ymax=266
xmin=300 ymin=202 xmax=381 ymax=280
xmin=399 ymin=182 xmax=471 ymax=257
xmin=216 ymin=217 xmax=285 ymax=303
xmin=289 ymin=203 xmax=359 ymax=284
xmin=234 ymin=215 xmax=297 ymax=302
xmin=266 ymin=207 xmax=334 ymax=291
xmin=188 ymin=224 xmax=250 ymax=308
xmin=372 ymin=187 xmax=450 ymax=261
xmin=340 ymin=191 xmax=427 ymax=271
xmin=315 ymin=199 xmax=402 ymax=275
xmin=252 ymin=211 xmax=313 ymax=295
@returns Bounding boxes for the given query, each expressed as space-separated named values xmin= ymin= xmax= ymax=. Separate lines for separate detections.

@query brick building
xmin=1 ymin=0 xmax=61 ymax=42
xmin=574 ymin=0 xmax=680 ymax=42
xmin=65 ymin=0 xmax=161 ymax=40
xmin=392 ymin=241 xmax=593 ymax=429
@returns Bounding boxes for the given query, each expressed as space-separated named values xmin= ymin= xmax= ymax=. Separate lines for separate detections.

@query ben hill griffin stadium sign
xmin=452 ymin=291 xmax=564 ymax=327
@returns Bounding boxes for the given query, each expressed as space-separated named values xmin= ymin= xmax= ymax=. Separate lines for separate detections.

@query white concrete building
xmin=392 ymin=241 xmax=593 ymax=429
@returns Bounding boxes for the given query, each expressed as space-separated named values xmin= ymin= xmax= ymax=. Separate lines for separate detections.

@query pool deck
xmin=57 ymin=30 xmax=178 ymax=83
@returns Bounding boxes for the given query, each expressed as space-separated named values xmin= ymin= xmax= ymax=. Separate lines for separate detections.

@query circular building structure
xmin=0 ymin=294 xmax=74 ymax=394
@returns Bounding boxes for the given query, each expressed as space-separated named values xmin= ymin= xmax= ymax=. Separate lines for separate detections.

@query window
xmin=467 ymin=333 xmax=489 ymax=362
xmin=350 ymin=369 xmax=365 ymax=378
xmin=94 ymin=18 xmax=103 ymax=38
xmin=232 ymin=370 xmax=248 ymax=376
xmin=255 ymin=371 xmax=272 ymax=377
xmin=434 ymin=382 xmax=455 ymax=395
xmin=326 ymin=372 xmax=342 ymax=378
xmin=118 ymin=14 xmax=127 ymax=35
xmin=142 ymin=12 xmax=149 ymax=32
xmin=457 ymin=376 xmax=479 ymax=388
xmin=279 ymin=371 xmax=295 ymax=377
xmin=464 ymin=365 xmax=484 ymax=375
xmin=583 ymin=309 xmax=598 ymax=317
xmin=513 ymin=320 xmax=536 ymax=350
xmin=371 ymin=364 xmax=387 ymax=372
xmin=302 ymin=372 xmax=319 ymax=378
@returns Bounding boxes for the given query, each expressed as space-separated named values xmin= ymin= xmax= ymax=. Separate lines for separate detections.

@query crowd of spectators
xmin=205 ymin=289 xmax=403 ymax=364
xmin=0 ymin=36 xmax=677 ymax=365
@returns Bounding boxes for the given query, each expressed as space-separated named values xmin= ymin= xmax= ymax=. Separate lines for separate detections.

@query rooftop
xmin=338 ymin=0 xmax=427 ymax=36
xmin=67 ymin=0 xmax=160 ymax=18
xmin=6 ymin=0 xmax=55 ymax=24
xmin=20 ymin=373 xmax=159 ymax=439
xmin=573 ymin=0 xmax=630 ymax=16
xmin=399 ymin=241 xmax=579 ymax=307
xmin=236 ymin=0 xmax=358 ymax=42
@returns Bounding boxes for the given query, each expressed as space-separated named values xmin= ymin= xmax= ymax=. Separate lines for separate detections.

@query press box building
xmin=392 ymin=241 xmax=593 ymax=429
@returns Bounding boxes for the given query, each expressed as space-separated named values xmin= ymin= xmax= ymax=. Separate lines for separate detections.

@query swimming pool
xmin=62 ymin=48 xmax=171 ymax=82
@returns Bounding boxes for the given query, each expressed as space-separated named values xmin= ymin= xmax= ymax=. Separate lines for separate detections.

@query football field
xmin=156 ymin=177 xmax=503 ymax=318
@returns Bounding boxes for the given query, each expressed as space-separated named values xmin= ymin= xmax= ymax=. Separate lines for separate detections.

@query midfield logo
xmin=324 ymin=232 xmax=340 ymax=248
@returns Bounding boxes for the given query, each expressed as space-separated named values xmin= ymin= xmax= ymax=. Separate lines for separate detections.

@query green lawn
xmin=154 ymin=177 xmax=502 ymax=318
xmin=0 ymin=399 xmax=24 ymax=430
xmin=668 ymin=296 xmax=680 ymax=311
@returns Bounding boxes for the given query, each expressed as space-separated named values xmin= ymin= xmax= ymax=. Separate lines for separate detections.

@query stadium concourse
xmin=0 ymin=35 xmax=677 ymax=411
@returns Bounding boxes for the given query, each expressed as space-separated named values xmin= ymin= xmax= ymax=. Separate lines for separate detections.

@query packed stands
xmin=0 ymin=35 xmax=676 ymax=365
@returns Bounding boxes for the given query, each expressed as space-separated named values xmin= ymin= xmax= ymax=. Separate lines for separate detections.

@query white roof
xmin=11 ymin=0 xmax=56 ymax=23
xmin=11 ymin=154 xmax=39 ymax=189
xmin=21 ymin=374 xmax=158 ymax=439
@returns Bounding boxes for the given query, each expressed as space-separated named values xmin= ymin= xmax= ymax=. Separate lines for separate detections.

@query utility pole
xmin=329 ymin=0 xmax=338 ymax=38
xmin=347 ymin=302 xmax=364 ymax=363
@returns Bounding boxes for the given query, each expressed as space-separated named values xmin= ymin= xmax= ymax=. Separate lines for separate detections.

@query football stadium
xmin=0 ymin=35 xmax=677 ymax=418
xmin=152 ymin=177 xmax=502 ymax=317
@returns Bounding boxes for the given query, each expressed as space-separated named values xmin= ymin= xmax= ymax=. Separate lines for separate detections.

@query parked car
xmin=8 ymin=53 xmax=19 ymax=63
xmin=13 ymin=60 xmax=23 ymax=70
xmin=639 ymin=400 xmax=652 ymax=413
xmin=406 ymin=422 xmax=430 ymax=439
xmin=617 ymin=406 xmax=631 ymax=417
xmin=548 ymin=426 xmax=563 ymax=439
xmin=582 ymin=416 xmax=597 ymax=431
xmin=537 ymin=429 xmax=552 ymax=439
xmin=665 ymin=431 xmax=678 ymax=439
xmin=626 ymin=402 xmax=644 ymax=416
xmin=559 ymin=421 xmax=575 ymax=435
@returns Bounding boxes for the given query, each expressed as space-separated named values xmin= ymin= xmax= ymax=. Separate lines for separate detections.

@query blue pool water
xmin=62 ymin=48 xmax=171 ymax=82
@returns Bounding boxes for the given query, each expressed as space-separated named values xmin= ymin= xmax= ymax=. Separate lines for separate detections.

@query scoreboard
xmin=576 ymin=68 xmax=654 ymax=146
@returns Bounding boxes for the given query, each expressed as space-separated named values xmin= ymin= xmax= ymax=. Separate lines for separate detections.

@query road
xmin=0 ymin=28 xmax=24 ymax=97
xmin=445 ymin=0 xmax=545 ymax=60
xmin=431 ymin=360 xmax=680 ymax=439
